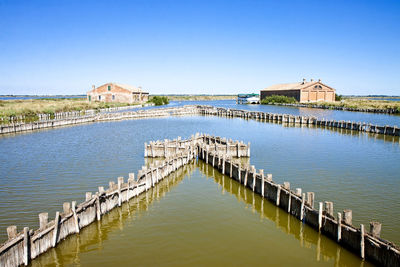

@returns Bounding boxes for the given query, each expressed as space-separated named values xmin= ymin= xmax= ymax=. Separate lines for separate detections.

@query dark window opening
xmin=112 ymin=95 xmax=115 ymax=100
xmin=107 ymin=85 xmax=111 ymax=91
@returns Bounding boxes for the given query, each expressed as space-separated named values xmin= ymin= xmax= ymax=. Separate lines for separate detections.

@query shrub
xmin=335 ymin=94 xmax=342 ymax=101
xmin=261 ymin=95 xmax=297 ymax=104
xmin=150 ymin=96 xmax=169 ymax=106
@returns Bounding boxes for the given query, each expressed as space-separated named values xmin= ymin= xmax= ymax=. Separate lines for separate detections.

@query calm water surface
xmin=30 ymin=162 xmax=373 ymax=266
xmin=0 ymin=115 xmax=399 ymax=265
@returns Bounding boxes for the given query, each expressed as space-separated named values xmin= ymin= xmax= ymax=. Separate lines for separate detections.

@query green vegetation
xmin=335 ymin=94 xmax=342 ymax=101
xmin=149 ymin=96 xmax=169 ymax=106
xmin=0 ymin=98 xmax=133 ymax=123
xmin=313 ymin=99 xmax=400 ymax=111
xmin=261 ymin=95 xmax=297 ymax=104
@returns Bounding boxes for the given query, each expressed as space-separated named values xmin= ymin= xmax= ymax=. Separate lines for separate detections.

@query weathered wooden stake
xmin=52 ymin=211 xmax=60 ymax=247
xmin=337 ymin=212 xmax=342 ymax=242
xmin=86 ymin=192 xmax=92 ymax=201
xmin=343 ymin=209 xmax=352 ymax=225
xmin=71 ymin=201 xmax=80 ymax=233
xmin=307 ymin=192 xmax=315 ymax=208
xmin=222 ymin=155 xmax=225 ymax=174
xmin=96 ymin=195 xmax=101 ymax=220
xmin=63 ymin=202 xmax=71 ymax=214
xmin=23 ymin=227 xmax=29 ymax=266
xmin=300 ymin=193 xmax=305 ymax=221
xmin=370 ymin=221 xmax=382 ymax=238
xmin=276 ymin=185 xmax=281 ymax=206
xmin=260 ymin=169 xmax=264 ymax=197
xmin=296 ymin=188 xmax=302 ymax=196
xmin=318 ymin=202 xmax=323 ymax=231
xmin=39 ymin=212 xmax=48 ymax=229
xmin=7 ymin=225 xmax=17 ymax=239
xmin=360 ymin=224 xmax=365 ymax=259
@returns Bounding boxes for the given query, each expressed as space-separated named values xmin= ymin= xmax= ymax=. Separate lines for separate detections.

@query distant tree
xmin=335 ymin=94 xmax=342 ymax=101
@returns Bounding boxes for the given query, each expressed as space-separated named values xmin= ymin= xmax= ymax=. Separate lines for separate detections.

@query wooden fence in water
xmin=1 ymin=105 xmax=399 ymax=137
xmin=1 ymin=134 xmax=399 ymax=266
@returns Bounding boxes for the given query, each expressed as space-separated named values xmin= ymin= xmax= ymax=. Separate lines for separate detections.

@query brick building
xmin=260 ymin=79 xmax=336 ymax=103
xmin=87 ymin=83 xmax=149 ymax=104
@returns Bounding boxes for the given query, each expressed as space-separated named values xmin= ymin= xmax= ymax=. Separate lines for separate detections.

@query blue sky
xmin=0 ymin=0 xmax=399 ymax=95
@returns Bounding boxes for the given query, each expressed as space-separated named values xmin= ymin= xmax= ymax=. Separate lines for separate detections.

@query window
xmin=107 ymin=85 xmax=111 ymax=91
xmin=99 ymin=95 xmax=101 ymax=100
xmin=88 ymin=95 xmax=91 ymax=101
xmin=112 ymin=95 xmax=115 ymax=100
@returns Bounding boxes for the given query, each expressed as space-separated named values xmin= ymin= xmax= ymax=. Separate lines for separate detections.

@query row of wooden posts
xmin=0 ymin=143 xmax=197 ymax=267
xmin=199 ymin=105 xmax=400 ymax=136
xmin=195 ymin=139 xmax=398 ymax=266
xmin=1 ymin=133 xmax=399 ymax=266
xmin=1 ymin=105 xmax=399 ymax=137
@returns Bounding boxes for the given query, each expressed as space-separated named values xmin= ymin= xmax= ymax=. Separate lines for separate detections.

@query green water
xmin=1 ymin=114 xmax=399 ymax=266
xmin=30 ymin=162 xmax=373 ymax=266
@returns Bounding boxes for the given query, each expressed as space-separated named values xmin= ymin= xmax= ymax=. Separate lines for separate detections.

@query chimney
xmin=318 ymin=79 xmax=321 ymax=82
xmin=302 ymin=78 xmax=306 ymax=84
xmin=310 ymin=79 xmax=314 ymax=82
xmin=92 ymin=85 xmax=95 ymax=90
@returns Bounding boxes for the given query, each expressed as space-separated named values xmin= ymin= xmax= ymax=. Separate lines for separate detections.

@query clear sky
xmin=0 ymin=0 xmax=399 ymax=95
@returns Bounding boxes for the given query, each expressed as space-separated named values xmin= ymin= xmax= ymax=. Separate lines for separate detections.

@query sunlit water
xmin=0 ymin=114 xmax=399 ymax=265
xmin=30 ymin=162 xmax=373 ymax=266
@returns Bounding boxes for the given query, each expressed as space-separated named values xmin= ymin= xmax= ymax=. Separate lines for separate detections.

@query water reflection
xmin=199 ymin=162 xmax=374 ymax=267
xmin=31 ymin=163 xmax=194 ymax=266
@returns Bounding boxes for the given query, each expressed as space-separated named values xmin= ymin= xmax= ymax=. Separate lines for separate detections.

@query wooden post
xmin=238 ymin=162 xmax=241 ymax=182
xmin=222 ymin=155 xmax=225 ymax=174
xmin=129 ymin=172 xmax=135 ymax=181
xmin=39 ymin=212 xmax=48 ymax=229
xmin=343 ymin=209 xmax=352 ymax=225
xmin=296 ymin=188 xmax=302 ymax=196
xmin=337 ymin=212 xmax=342 ymax=242
xmin=276 ymin=185 xmax=281 ymax=206
xmin=318 ymin=202 xmax=323 ymax=231
xmin=287 ymin=190 xmax=291 ymax=213
xmin=360 ymin=224 xmax=365 ymax=259
xmin=52 ymin=211 xmax=60 ymax=247
xmin=86 ymin=192 xmax=92 ymax=201
xmin=283 ymin=182 xmax=290 ymax=190
xmin=252 ymin=171 xmax=256 ymax=192
xmin=118 ymin=177 xmax=123 ymax=206
xmin=23 ymin=227 xmax=30 ymax=266
xmin=243 ymin=167 xmax=248 ymax=186
xmin=63 ymin=202 xmax=71 ymax=214
xmin=266 ymin=174 xmax=272 ymax=182
xmin=370 ymin=221 xmax=382 ymax=238
xmin=300 ymin=193 xmax=305 ymax=221
xmin=307 ymin=192 xmax=315 ymax=208
xmin=96 ymin=195 xmax=101 ymax=220
xmin=229 ymin=158 xmax=233 ymax=178
xmin=7 ymin=225 xmax=17 ymax=239
xmin=71 ymin=201 xmax=80 ymax=233
xmin=325 ymin=201 xmax=333 ymax=216
xmin=260 ymin=169 xmax=264 ymax=197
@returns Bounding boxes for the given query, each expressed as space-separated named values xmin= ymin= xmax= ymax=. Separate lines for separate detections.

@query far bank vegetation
xmin=0 ymin=98 xmax=133 ymax=123
xmin=261 ymin=94 xmax=400 ymax=112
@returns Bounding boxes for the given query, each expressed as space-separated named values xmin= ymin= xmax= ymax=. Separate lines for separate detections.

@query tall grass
xmin=0 ymin=98 xmax=132 ymax=123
